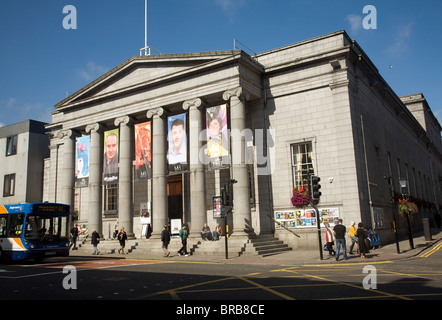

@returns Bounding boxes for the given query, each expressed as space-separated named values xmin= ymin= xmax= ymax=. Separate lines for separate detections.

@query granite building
xmin=42 ymin=30 xmax=442 ymax=249
xmin=1 ymin=120 xmax=49 ymax=205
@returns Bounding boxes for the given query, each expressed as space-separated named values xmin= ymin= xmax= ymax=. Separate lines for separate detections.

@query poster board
xmin=274 ymin=208 xmax=340 ymax=229
xmin=171 ymin=219 xmax=182 ymax=237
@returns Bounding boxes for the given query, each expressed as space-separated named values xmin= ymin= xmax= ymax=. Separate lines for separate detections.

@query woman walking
xmin=118 ymin=227 xmax=128 ymax=254
xmin=355 ymin=222 xmax=371 ymax=259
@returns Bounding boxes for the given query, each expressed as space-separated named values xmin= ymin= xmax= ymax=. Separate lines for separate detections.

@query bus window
xmin=0 ymin=215 xmax=7 ymax=237
xmin=8 ymin=213 xmax=24 ymax=237
xmin=24 ymin=215 xmax=69 ymax=242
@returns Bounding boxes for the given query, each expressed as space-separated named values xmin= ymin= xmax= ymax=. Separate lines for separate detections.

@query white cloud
xmin=346 ymin=14 xmax=363 ymax=35
xmin=0 ymin=97 xmax=52 ymax=124
xmin=214 ymin=0 xmax=245 ymax=21
xmin=386 ymin=23 xmax=413 ymax=57
xmin=77 ymin=61 xmax=109 ymax=82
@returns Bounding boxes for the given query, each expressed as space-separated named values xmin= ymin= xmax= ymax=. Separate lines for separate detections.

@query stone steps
xmin=73 ymin=234 xmax=291 ymax=258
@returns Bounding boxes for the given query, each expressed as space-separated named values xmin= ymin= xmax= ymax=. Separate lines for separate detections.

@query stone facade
xmin=1 ymin=120 xmax=49 ymax=204
xmin=42 ymin=30 xmax=442 ymax=248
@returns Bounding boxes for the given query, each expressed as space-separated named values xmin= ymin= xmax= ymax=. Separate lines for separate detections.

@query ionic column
xmin=57 ymin=129 xmax=78 ymax=212
xmin=114 ymin=116 xmax=134 ymax=238
xmin=85 ymin=123 xmax=103 ymax=235
xmin=147 ymin=107 xmax=168 ymax=237
xmin=183 ymin=98 xmax=206 ymax=232
xmin=223 ymin=87 xmax=252 ymax=236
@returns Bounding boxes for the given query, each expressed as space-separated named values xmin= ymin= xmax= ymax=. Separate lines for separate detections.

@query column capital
xmin=222 ymin=87 xmax=250 ymax=102
xmin=85 ymin=123 xmax=103 ymax=134
xmin=114 ymin=115 xmax=133 ymax=127
xmin=146 ymin=107 xmax=168 ymax=119
xmin=182 ymin=98 xmax=205 ymax=111
xmin=56 ymin=129 xmax=80 ymax=139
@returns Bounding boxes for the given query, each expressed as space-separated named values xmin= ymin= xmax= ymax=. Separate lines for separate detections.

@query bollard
xmin=422 ymin=218 xmax=432 ymax=241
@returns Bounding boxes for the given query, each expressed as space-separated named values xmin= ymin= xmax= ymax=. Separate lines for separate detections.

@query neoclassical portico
xmin=44 ymin=49 xmax=265 ymax=242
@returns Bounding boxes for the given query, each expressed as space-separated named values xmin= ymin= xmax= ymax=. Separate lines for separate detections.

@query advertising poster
xmin=212 ymin=196 xmax=223 ymax=219
xmin=274 ymin=208 xmax=339 ymax=229
xmin=103 ymin=129 xmax=119 ymax=185
xmin=167 ymin=113 xmax=187 ymax=174
xmin=134 ymin=122 xmax=152 ymax=180
xmin=206 ymin=104 xmax=229 ymax=169
xmin=75 ymin=135 xmax=90 ymax=188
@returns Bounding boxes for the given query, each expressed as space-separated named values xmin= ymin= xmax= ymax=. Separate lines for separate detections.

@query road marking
xmin=419 ymin=242 xmax=442 ymax=258
xmin=280 ymin=267 xmax=414 ymax=300
xmin=237 ymin=276 xmax=295 ymax=300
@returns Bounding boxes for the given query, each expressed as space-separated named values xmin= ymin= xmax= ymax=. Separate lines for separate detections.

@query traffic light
xmin=221 ymin=185 xmax=231 ymax=206
xmin=310 ymin=175 xmax=322 ymax=201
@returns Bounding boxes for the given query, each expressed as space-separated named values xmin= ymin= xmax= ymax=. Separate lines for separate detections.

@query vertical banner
xmin=206 ymin=104 xmax=229 ymax=169
xmin=103 ymin=129 xmax=119 ymax=185
xmin=134 ymin=122 xmax=152 ymax=180
xmin=167 ymin=113 xmax=188 ymax=174
xmin=75 ymin=136 xmax=90 ymax=188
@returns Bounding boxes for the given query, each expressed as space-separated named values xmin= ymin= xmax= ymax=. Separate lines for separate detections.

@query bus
xmin=0 ymin=203 xmax=71 ymax=261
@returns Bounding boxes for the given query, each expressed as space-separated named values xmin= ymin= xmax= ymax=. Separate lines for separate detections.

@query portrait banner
xmin=103 ymin=129 xmax=119 ymax=185
xmin=206 ymin=104 xmax=229 ymax=170
xmin=167 ymin=113 xmax=188 ymax=174
xmin=134 ymin=122 xmax=152 ymax=180
xmin=75 ymin=135 xmax=90 ymax=188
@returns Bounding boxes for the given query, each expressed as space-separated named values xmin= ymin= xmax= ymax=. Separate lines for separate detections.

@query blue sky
xmin=1 ymin=0 xmax=441 ymax=129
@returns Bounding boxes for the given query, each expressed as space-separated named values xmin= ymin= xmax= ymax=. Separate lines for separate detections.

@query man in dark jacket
xmin=91 ymin=229 xmax=100 ymax=255
xmin=161 ymin=225 xmax=170 ymax=257
xmin=333 ymin=219 xmax=347 ymax=261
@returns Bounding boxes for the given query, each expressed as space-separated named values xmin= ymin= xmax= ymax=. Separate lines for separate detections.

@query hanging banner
xmin=167 ymin=113 xmax=188 ymax=174
xmin=206 ymin=104 xmax=229 ymax=170
xmin=103 ymin=129 xmax=119 ymax=185
xmin=134 ymin=121 xmax=152 ymax=180
xmin=75 ymin=136 xmax=90 ymax=188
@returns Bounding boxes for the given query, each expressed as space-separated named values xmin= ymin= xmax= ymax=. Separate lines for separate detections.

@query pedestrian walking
xmin=333 ymin=219 xmax=347 ymax=261
xmin=349 ymin=221 xmax=358 ymax=254
xmin=325 ymin=223 xmax=336 ymax=256
xmin=161 ymin=225 xmax=171 ymax=257
xmin=355 ymin=222 xmax=371 ymax=259
xmin=91 ymin=229 xmax=100 ymax=255
xmin=178 ymin=224 xmax=190 ymax=256
xmin=117 ymin=227 xmax=127 ymax=254
xmin=69 ymin=224 xmax=79 ymax=250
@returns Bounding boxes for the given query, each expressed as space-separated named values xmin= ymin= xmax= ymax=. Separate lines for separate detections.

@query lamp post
xmin=385 ymin=175 xmax=400 ymax=254
xmin=399 ymin=179 xmax=414 ymax=250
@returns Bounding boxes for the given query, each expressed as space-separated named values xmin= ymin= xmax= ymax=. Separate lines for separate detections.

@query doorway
xmin=167 ymin=175 xmax=183 ymax=222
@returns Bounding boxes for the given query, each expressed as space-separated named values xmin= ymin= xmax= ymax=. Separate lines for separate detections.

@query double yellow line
xmin=419 ymin=241 xmax=442 ymax=258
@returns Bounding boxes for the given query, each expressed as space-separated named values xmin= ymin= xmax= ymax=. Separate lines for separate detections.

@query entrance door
xmin=167 ymin=175 xmax=183 ymax=222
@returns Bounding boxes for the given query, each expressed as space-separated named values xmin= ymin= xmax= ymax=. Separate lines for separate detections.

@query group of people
xmin=69 ymin=225 xmax=128 ymax=255
xmin=161 ymin=222 xmax=223 ymax=257
xmin=69 ymin=221 xmax=223 ymax=257
xmin=325 ymin=219 xmax=371 ymax=261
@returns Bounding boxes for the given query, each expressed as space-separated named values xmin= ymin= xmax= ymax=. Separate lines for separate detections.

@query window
xmin=8 ymin=213 xmax=24 ymax=237
xmin=25 ymin=215 xmax=69 ymax=242
xmin=6 ymin=135 xmax=17 ymax=156
xmin=104 ymin=184 xmax=118 ymax=211
xmin=291 ymin=142 xmax=314 ymax=188
xmin=0 ymin=215 xmax=7 ymax=237
xmin=3 ymin=174 xmax=16 ymax=197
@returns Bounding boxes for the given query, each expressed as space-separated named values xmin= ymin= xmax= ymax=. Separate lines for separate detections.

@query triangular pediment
xmin=55 ymin=51 xmax=241 ymax=111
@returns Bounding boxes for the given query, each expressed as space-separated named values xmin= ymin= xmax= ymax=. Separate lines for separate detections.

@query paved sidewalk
xmin=70 ymin=229 xmax=442 ymax=265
